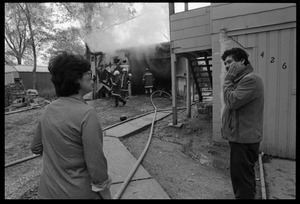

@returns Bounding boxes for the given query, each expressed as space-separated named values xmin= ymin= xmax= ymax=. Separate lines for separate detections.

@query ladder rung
xmin=191 ymin=64 xmax=212 ymax=67
xmin=196 ymin=70 xmax=212 ymax=73
xmin=190 ymin=58 xmax=212 ymax=61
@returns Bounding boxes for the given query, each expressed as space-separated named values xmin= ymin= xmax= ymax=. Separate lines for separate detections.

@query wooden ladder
xmin=189 ymin=55 xmax=212 ymax=102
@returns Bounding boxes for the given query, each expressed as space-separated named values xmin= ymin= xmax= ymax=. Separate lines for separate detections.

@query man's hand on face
xmin=225 ymin=62 xmax=243 ymax=82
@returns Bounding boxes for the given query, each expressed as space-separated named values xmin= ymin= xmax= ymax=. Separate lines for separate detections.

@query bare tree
xmin=17 ymin=3 xmax=55 ymax=89
xmin=42 ymin=27 xmax=86 ymax=60
xmin=5 ymin=3 xmax=31 ymax=65
xmin=17 ymin=3 xmax=38 ymax=89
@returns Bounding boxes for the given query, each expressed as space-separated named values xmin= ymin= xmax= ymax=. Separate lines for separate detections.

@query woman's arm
xmin=81 ymin=109 xmax=112 ymax=199
xmin=31 ymin=121 xmax=43 ymax=155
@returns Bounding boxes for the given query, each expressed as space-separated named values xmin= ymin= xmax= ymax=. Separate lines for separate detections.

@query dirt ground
xmin=262 ymin=155 xmax=295 ymax=199
xmin=5 ymin=95 xmax=262 ymax=199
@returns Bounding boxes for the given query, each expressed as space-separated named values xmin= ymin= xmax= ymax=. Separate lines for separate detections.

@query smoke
xmin=83 ymin=3 xmax=169 ymax=57
xmin=114 ymin=3 xmax=169 ymax=46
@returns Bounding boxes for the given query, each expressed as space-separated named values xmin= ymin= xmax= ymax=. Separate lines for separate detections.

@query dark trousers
xmin=114 ymin=95 xmax=125 ymax=106
xmin=229 ymin=142 xmax=260 ymax=199
xmin=121 ymin=90 xmax=129 ymax=99
xmin=145 ymin=88 xmax=153 ymax=95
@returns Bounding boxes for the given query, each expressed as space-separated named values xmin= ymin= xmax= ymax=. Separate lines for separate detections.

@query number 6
xmin=282 ymin=63 xmax=287 ymax=69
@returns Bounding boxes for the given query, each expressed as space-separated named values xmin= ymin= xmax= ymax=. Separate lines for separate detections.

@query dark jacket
xmin=121 ymin=73 xmax=130 ymax=91
xmin=142 ymin=72 xmax=154 ymax=88
xmin=111 ymin=75 xmax=121 ymax=97
xmin=221 ymin=64 xmax=264 ymax=143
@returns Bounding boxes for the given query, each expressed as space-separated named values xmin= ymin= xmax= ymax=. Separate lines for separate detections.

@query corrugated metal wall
xmin=19 ymin=72 xmax=54 ymax=94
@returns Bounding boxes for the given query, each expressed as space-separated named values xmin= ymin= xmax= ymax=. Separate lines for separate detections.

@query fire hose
xmin=5 ymin=93 xmax=187 ymax=169
xmin=5 ymin=91 xmax=193 ymax=199
xmin=5 ymin=110 xmax=156 ymax=168
xmin=113 ymin=90 xmax=172 ymax=199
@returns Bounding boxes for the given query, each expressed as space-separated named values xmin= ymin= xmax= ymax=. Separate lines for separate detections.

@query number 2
xmin=270 ymin=57 xmax=275 ymax=63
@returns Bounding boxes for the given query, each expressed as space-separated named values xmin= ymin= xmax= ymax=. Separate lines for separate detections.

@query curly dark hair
xmin=221 ymin=47 xmax=250 ymax=66
xmin=48 ymin=51 xmax=91 ymax=97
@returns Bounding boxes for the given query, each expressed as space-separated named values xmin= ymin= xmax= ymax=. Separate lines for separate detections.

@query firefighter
xmin=120 ymin=67 xmax=131 ymax=100
xmin=142 ymin=68 xmax=154 ymax=95
xmin=111 ymin=70 xmax=126 ymax=107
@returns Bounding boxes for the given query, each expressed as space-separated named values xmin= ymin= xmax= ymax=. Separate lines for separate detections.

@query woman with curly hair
xmin=31 ymin=51 xmax=112 ymax=199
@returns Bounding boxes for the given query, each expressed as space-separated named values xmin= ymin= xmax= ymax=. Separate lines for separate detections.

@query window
xmin=188 ymin=3 xmax=210 ymax=10
xmin=174 ymin=3 xmax=185 ymax=13
xmin=174 ymin=2 xmax=211 ymax=13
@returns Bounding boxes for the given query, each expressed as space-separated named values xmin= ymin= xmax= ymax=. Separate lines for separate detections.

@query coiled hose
xmin=113 ymin=90 xmax=172 ymax=199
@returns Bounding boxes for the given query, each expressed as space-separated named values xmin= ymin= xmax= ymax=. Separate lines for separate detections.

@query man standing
xmin=142 ymin=68 xmax=154 ymax=95
xmin=111 ymin=70 xmax=126 ymax=107
xmin=221 ymin=47 xmax=264 ymax=199
xmin=120 ymin=67 xmax=131 ymax=100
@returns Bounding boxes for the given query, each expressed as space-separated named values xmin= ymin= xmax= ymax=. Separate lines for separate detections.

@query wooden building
xmin=169 ymin=3 xmax=296 ymax=159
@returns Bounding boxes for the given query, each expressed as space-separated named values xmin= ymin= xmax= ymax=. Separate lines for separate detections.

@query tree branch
xmin=61 ymin=3 xmax=85 ymax=23
xmin=5 ymin=34 xmax=17 ymax=53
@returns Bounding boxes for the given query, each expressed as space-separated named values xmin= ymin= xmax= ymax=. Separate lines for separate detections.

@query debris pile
xmin=5 ymin=78 xmax=27 ymax=109
xmin=197 ymin=101 xmax=212 ymax=120
xmin=5 ymin=79 xmax=51 ymax=114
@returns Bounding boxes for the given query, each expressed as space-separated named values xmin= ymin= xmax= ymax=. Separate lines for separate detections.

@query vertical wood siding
xmin=253 ymin=28 xmax=296 ymax=159
xmin=220 ymin=28 xmax=296 ymax=159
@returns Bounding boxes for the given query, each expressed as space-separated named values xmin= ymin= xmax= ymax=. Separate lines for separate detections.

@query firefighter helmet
xmin=113 ymin=70 xmax=120 ymax=76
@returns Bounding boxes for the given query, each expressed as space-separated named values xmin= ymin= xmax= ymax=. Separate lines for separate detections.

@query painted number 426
xmin=261 ymin=52 xmax=287 ymax=69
